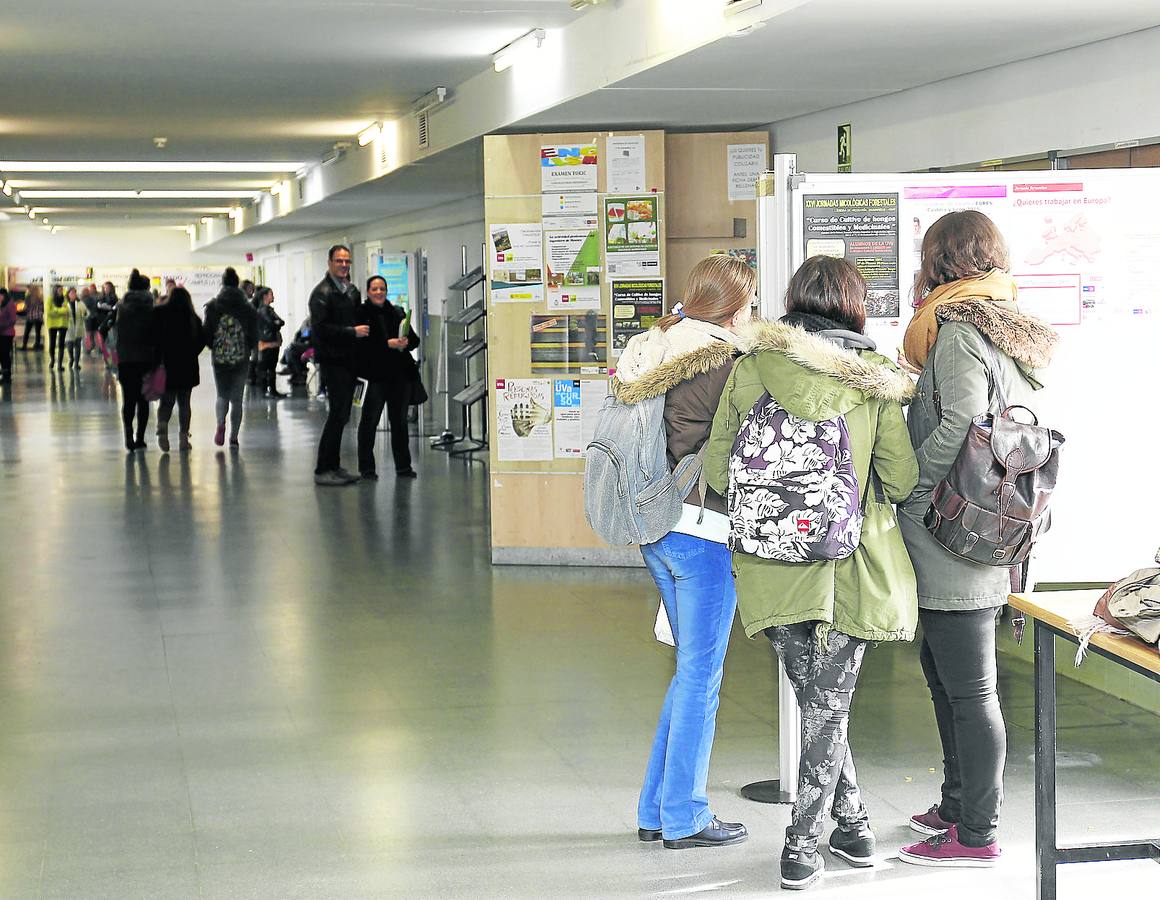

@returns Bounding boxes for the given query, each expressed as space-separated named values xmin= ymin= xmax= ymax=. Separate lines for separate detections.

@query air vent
xmin=417 ymin=111 xmax=430 ymax=150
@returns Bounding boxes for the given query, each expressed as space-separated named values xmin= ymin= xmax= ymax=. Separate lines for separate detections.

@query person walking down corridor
xmin=155 ymin=287 xmax=205 ymax=452
xmin=203 ymin=267 xmax=257 ymax=449
xmin=64 ymin=287 xmax=86 ymax=370
xmin=310 ymin=244 xmax=368 ymax=486
xmin=113 ymin=270 xmax=159 ymax=451
xmin=0 ymin=288 xmax=16 ymax=383
xmin=355 ymin=275 xmax=420 ymax=479
xmin=45 ymin=286 xmax=69 ymax=371
xmin=21 ymin=285 xmax=44 ymax=352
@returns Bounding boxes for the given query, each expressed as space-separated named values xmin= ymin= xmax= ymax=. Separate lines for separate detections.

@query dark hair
xmin=912 ymin=210 xmax=1009 ymax=307
xmin=328 ymin=244 xmax=351 ymax=261
xmin=785 ymin=256 xmax=867 ymax=334
xmin=253 ymin=286 xmax=273 ymax=305
xmin=0 ymin=288 xmax=9 ymax=301
xmin=127 ymin=269 xmax=150 ymax=291
xmin=241 ymin=279 xmax=255 ymax=289
xmin=168 ymin=286 xmax=195 ymax=317
xmin=366 ymin=275 xmax=387 ymax=293
xmin=222 ymin=267 xmax=240 ymax=288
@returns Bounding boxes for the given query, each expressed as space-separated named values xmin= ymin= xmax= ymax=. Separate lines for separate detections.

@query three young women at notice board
xmin=626 ymin=211 xmax=1056 ymax=891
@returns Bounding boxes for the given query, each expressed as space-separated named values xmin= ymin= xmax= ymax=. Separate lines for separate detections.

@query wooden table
xmin=1008 ymin=590 xmax=1160 ymax=900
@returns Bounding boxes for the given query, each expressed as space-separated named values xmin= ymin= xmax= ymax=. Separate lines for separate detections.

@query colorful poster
xmin=605 ymin=195 xmax=661 ymax=277
xmin=495 ymin=378 xmax=554 ymax=461
xmin=607 ymin=135 xmax=647 ymax=193
xmin=802 ymin=193 xmax=900 ymax=317
xmin=377 ymin=253 xmax=411 ymax=313
xmin=711 ymin=247 xmax=758 ymax=271
xmin=489 ymin=223 xmax=544 ymax=303
xmin=541 ymin=192 xmax=598 ymax=227
xmin=728 ymin=143 xmax=768 ymax=201
xmin=530 ymin=313 xmax=608 ymax=375
xmin=541 ymin=144 xmax=598 ymax=193
xmin=553 ymin=379 xmax=583 ymax=458
xmin=611 ymin=278 xmax=664 ymax=358
xmin=545 ymin=227 xmax=601 ymax=311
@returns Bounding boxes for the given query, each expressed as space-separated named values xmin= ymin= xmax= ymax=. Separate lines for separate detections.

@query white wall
xmin=0 ymin=224 xmax=239 ymax=268
xmin=769 ymin=27 xmax=1160 ymax=172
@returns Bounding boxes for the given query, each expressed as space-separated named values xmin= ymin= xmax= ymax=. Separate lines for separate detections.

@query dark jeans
xmin=766 ymin=624 xmax=869 ymax=850
xmin=212 ymin=363 xmax=248 ymax=437
xmin=259 ymin=347 xmax=279 ymax=391
xmin=919 ymin=607 xmax=1005 ymax=847
xmin=48 ymin=327 xmax=67 ymax=365
xmin=22 ymin=320 xmax=42 ymax=350
xmin=67 ymin=339 xmax=81 ymax=367
xmin=316 ymin=362 xmax=356 ymax=474
xmin=117 ymin=361 xmax=151 ymax=442
xmin=0 ymin=335 xmax=12 ymax=377
xmin=358 ymin=379 xmax=412 ymax=474
xmin=158 ymin=389 xmax=193 ymax=436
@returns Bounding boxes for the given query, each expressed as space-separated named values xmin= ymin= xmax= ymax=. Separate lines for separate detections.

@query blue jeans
xmin=638 ymin=532 xmax=737 ymax=840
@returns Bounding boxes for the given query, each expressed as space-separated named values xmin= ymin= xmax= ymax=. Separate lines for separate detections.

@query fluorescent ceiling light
xmin=357 ymin=123 xmax=382 ymax=147
xmin=18 ymin=190 xmax=264 ymax=199
xmin=0 ymin=161 xmax=307 ymax=173
xmin=493 ymin=28 xmax=546 ymax=72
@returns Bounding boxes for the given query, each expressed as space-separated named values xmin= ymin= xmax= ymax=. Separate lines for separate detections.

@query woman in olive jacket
xmin=896 ymin=211 xmax=1057 ymax=869
xmin=354 ymin=275 xmax=420 ymax=478
xmin=704 ymin=256 xmax=918 ymax=891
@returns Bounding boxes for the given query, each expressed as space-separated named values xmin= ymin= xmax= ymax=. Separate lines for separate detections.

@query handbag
xmin=142 ymin=364 xmax=167 ymax=402
xmin=924 ymin=339 xmax=1064 ymax=567
xmin=410 ymin=372 xmax=429 ymax=406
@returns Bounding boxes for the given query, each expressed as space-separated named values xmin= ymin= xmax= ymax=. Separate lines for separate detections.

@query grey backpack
xmin=584 ymin=393 xmax=704 ymax=546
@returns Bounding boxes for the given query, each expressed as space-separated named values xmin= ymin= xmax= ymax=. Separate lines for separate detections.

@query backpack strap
xmin=980 ymin=337 xmax=1011 ymax=413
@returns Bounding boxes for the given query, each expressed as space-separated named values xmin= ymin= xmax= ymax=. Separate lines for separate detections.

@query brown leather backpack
xmin=925 ymin=340 xmax=1064 ymax=567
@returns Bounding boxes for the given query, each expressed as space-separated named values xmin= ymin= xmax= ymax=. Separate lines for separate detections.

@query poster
xmin=552 ymin=378 xmax=611 ymax=458
xmin=607 ymin=135 xmax=647 ymax=193
xmin=495 ymin=378 xmax=553 ymax=461
xmin=605 ymin=195 xmax=661 ymax=277
xmin=530 ymin=313 xmax=608 ymax=375
xmin=545 ymin=226 xmax=601 ymax=310
xmin=542 ymin=192 xmax=598 ymax=227
xmin=802 ymin=193 xmax=900 ymax=317
xmin=611 ymin=278 xmax=664 ymax=357
xmin=489 ymin=223 xmax=544 ymax=303
xmin=377 ymin=253 xmax=411 ymax=312
xmin=541 ymin=144 xmax=598 ymax=193
xmin=728 ymin=143 xmax=768 ymax=202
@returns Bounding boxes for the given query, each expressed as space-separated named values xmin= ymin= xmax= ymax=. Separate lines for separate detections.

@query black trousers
xmin=117 ymin=361 xmax=151 ymax=443
xmin=22 ymin=320 xmax=42 ymax=350
xmin=358 ymin=379 xmax=412 ymax=474
xmin=315 ymin=363 xmax=356 ymax=474
xmin=158 ymin=388 xmax=193 ymax=435
xmin=0 ymin=335 xmax=12 ymax=377
xmin=918 ymin=606 xmax=1006 ymax=847
xmin=259 ymin=347 xmax=279 ymax=390
xmin=48 ymin=327 xmax=68 ymax=365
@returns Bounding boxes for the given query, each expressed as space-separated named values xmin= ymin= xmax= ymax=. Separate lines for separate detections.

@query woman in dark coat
xmin=355 ymin=275 xmax=420 ymax=479
xmin=155 ymin=287 xmax=205 ymax=452
xmin=112 ymin=269 xmax=158 ymax=451
xmin=255 ymin=286 xmax=287 ymax=398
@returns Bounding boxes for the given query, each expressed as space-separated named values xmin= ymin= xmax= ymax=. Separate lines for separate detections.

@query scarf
xmin=902 ymin=269 xmax=1018 ymax=370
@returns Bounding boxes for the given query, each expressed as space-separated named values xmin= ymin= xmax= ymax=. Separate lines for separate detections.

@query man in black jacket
xmin=309 ymin=244 xmax=368 ymax=485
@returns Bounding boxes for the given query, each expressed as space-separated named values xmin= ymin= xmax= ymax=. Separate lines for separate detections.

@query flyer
xmin=605 ymin=195 xmax=661 ymax=277
xmin=545 ymin=226 xmax=602 ymax=311
xmin=530 ymin=313 xmax=608 ymax=375
xmin=540 ymin=144 xmax=598 ymax=193
xmin=489 ymin=223 xmax=545 ymax=303
xmin=541 ymin=192 xmax=599 ymax=228
xmin=553 ymin=379 xmax=583 ymax=458
xmin=606 ymin=135 xmax=647 ymax=193
xmin=495 ymin=378 xmax=554 ymax=461
xmin=802 ymin=193 xmax=900 ymax=316
xmin=728 ymin=143 xmax=768 ymax=202
xmin=611 ymin=278 xmax=664 ymax=357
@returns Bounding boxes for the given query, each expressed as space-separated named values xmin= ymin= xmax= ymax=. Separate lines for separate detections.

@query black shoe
xmin=827 ymin=824 xmax=875 ymax=867
xmin=360 ymin=470 xmax=379 ymax=481
xmin=781 ymin=846 xmax=824 ymax=890
xmin=662 ymin=818 xmax=747 ymax=850
xmin=396 ymin=469 xmax=418 ymax=479
xmin=638 ymin=828 xmax=662 ymax=843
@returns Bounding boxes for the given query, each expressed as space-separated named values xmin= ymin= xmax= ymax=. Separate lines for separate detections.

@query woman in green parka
xmin=703 ymin=256 xmax=918 ymax=891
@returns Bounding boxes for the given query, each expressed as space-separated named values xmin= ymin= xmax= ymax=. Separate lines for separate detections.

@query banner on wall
xmin=540 ymin=144 xmax=598 ymax=193
xmin=489 ymin=223 xmax=544 ymax=303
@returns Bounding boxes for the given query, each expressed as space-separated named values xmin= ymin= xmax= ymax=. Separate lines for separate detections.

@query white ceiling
xmin=3 ymin=0 xmax=1160 ymax=238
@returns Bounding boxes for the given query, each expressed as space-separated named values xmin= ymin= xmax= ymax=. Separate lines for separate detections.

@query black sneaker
xmin=781 ymin=846 xmax=824 ymax=891
xmin=827 ymin=823 xmax=876 ymax=867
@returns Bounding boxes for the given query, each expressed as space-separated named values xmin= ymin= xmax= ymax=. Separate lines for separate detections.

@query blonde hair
xmin=657 ymin=255 xmax=755 ymax=331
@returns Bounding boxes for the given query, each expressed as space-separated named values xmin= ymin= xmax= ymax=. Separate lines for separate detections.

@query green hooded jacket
xmin=704 ymin=320 xmax=920 ymax=642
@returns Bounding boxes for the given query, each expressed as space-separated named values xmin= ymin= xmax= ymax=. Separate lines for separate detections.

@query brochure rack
xmin=432 ymin=254 xmax=487 ymax=457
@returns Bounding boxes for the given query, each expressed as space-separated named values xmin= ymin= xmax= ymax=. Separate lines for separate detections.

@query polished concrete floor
xmin=0 ymin=348 xmax=1156 ymax=899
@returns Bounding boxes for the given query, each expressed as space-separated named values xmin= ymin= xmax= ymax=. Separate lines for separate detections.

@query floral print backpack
xmin=727 ymin=391 xmax=863 ymax=562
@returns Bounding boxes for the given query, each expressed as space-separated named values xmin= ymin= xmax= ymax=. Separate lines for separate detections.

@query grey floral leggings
xmin=766 ymin=623 xmax=869 ymax=851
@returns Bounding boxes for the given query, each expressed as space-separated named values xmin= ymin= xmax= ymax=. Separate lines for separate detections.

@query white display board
xmin=765 ymin=167 xmax=1160 ymax=585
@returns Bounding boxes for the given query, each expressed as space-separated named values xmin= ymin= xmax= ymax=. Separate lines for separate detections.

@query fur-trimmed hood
xmin=611 ymin=318 xmax=745 ymax=403
xmin=743 ymin=320 xmax=916 ymax=409
xmin=935 ymin=298 xmax=1058 ymax=371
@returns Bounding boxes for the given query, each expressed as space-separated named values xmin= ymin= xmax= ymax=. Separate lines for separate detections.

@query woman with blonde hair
xmin=614 ymin=254 xmax=754 ymax=851
xmin=897 ymin=210 xmax=1056 ymax=868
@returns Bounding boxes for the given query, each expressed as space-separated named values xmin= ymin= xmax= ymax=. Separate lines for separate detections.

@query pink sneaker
xmin=214 ymin=423 xmax=225 ymax=446
xmin=909 ymin=804 xmax=954 ymax=836
xmin=899 ymin=826 xmax=1000 ymax=868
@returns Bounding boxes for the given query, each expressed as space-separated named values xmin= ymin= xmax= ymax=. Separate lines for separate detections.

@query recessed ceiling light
xmin=153 ymin=137 xmax=168 ymax=149
xmin=41 ymin=217 xmax=48 ymax=224
xmin=0 ymin=161 xmax=308 ymax=173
